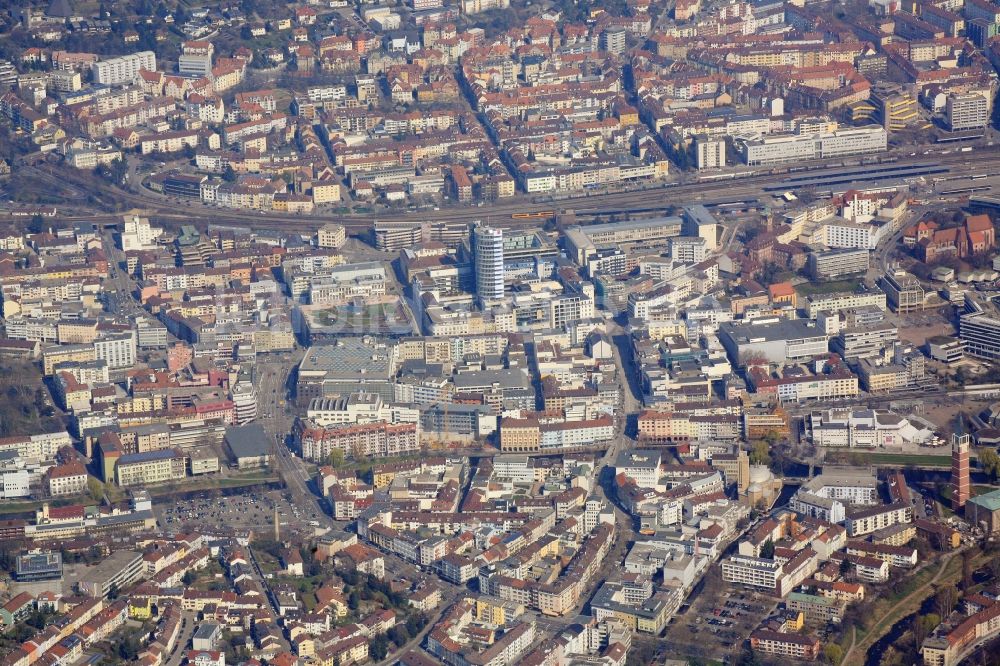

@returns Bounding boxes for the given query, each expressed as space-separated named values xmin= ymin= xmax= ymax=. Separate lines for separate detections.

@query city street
xmin=254 ymin=356 xmax=334 ymax=525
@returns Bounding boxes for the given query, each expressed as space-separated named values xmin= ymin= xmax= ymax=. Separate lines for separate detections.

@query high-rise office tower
xmin=474 ymin=224 xmax=504 ymax=302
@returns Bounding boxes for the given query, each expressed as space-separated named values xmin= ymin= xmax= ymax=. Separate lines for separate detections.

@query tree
xmin=911 ymin=613 xmax=929 ymax=651
xmin=760 ymin=538 xmax=775 ymax=559
xmin=95 ymin=157 xmax=128 ymax=187
xmin=735 ymin=647 xmax=761 ymax=666
xmin=840 ymin=557 xmax=852 ymax=577
xmin=934 ymin=585 xmax=957 ymax=617
xmin=25 ymin=609 xmax=49 ymax=630
xmin=387 ymin=625 xmax=410 ymax=646
xmin=989 ymin=553 xmax=1000 ymax=581
xmin=405 ymin=613 xmax=428 ymax=636
xmin=348 ymin=590 xmax=360 ymax=611
xmin=823 ymin=643 xmax=843 ymax=664
xmin=749 ymin=440 xmax=771 ymax=466
xmin=328 ymin=449 xmax=345 ymax=468
xmin=977 ymin=447 xmax=1000 ymax=483
xmin=87 ymin=476 xmax=105 ymax=502
xmin=222 ymin=164 xmax=237 ymax=182
xmin=369 ymin=634 xmax=389 ymax=661
xmin=117 ymin=632 xmax=141 ymax=661
xmin=108 ymin=582 xmax=120 ymax=600
xmin=182 ymin=570 xmax=197 ymax=586
xmin=759 ymin=261 xmax=784 ymax=287
xmin=962 ymin=549 xmax=975 ymax=590
xmin=27 ymin=214 xmax=46 ymax=234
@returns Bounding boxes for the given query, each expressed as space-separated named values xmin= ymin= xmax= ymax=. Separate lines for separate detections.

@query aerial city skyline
xmin=1 ymin=1 xmax=1000 ymax=666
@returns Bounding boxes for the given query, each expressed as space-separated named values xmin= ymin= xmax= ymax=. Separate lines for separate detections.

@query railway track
xmin=21 ymin=149 xmax=995 ymax=233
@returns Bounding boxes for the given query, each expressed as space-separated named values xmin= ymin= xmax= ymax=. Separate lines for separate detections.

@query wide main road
xmin=20 ymin=149 xmax=998 ymax=233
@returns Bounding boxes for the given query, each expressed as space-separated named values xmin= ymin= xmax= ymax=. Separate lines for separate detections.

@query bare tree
xmin=934 ymin=585 xmax=957 ymax=617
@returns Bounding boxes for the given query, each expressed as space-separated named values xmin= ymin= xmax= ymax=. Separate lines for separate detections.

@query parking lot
xmin=156 ymin=489 xmax=326 ymax=533
xmin=661 ymin=566 xmax=778 ymax=662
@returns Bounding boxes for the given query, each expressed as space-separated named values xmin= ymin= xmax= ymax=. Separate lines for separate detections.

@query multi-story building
xmin=695 ymin=135 xmax=726 ymax=170
xmin=809 ymin=408 xmax=917 ymax=448
xmin=590 ymin=579 xmax=680 ymax=634
xmin=305 ymin=393 xmax=418 ymax=428
xmin=834 ymin=322 xmax=898 ymax=359
xmin=871 ymin=85 xmax=918 ymax=131
xmin=120 ymin=216 xmax=161 ymax=251
xmin=0 ymin=431 xmax=72 ymax=461
xmin=230 ymin=382 xmax=258 ymax=425
xmin=738 ymin=126 xmax=887 ymax=166
xmin=845 ymin=502 xmax=912 ymax=537
xmin=945 ymin=93 xmax=989 ymax=132
xmin=473 ymin=224 xmax=504 ymax=302
xmin=880 ymin=270 xmax=925 ymax=313
xmin=539 ymin=417 xmax=614 ymax=450
xmin=750 ymin=629 xmax=821 ymax=660
xmin=806 ymin=290 xmax=887 ymax=318
xmin=563 ymin=217 xmax=683 ymax=264
xmin=845 ymin=553 xmax=890 ymax=582
xmin=820 ymin=219 xmax=877 ymax=250
xmin=959 ymin=294 xmax=1000 ymax=361
xmin=921 ymin=602 xmax=1000 ymax=666
xmin=94 ymin=332 xmax=137 ymax=370
xmin=295 ymin=420 xmax=419 ymax=462
xmin=74 ymin=550 xmax=145 ymax=598
xmin=114 ymin=449 xmax=188 ymax=487
xmin=1 ymin=470 xmax=30 ymax=499
xmin=786 ymin=591 xmax=847 ymax=623
xmin=47 ymin=462 xmax=89 ymax=496
xmin=808 ymin=248 xmax=870 ymax=279
xmin=91 ymin=52 xmax=156 ymax=85
xmin=718 ymin=318 xmax=829 ymax=365
xmin=614 ymin=449 xmax=661 ymax=489
xmin=722 ymin=555 xmax=782 ymax=591
xmin=845 ymin=542 xmax=918 ymax=568
xmin=500 ymin=418 xmax=541 ymax=452
xmin=317 ymin=224 xmax=346 ymax=249
xmin=746 ymin=362 xmax=859 ymax=403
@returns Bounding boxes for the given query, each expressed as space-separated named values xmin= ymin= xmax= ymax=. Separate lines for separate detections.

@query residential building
xmin=750 ymin=629 xmax=821 ymax=660
xmin=92 ymin=52 xmax=156 ymax=85
xmin=73 ymin=550 xmax=145 ymax=598
xmin=695 ymin=135 xmax=726 ymax=169
xmin=946 ymin=93 xmax=989 ymax=132
xmin=845 ymin=502 xmax=912 ymax=537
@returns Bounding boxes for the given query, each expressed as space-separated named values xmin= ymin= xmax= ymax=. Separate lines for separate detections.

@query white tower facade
xmin=474 ymin=224 xmax=504 ymax=302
